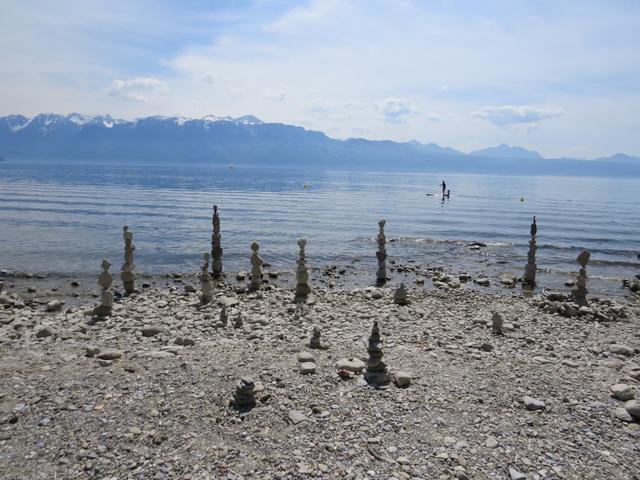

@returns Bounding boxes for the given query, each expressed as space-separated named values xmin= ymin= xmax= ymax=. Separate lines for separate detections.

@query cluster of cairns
xmin=8 ymin=209 xmax=627 ymax=321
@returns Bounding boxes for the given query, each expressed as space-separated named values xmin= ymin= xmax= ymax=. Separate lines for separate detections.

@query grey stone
xmin=336 ymin=357 xmax=365 ymax=373
xmin=615 ymin=407 xmax=635 ymax=423
xmin=624 ymin=399 xmax=640 ymax=420
xmin=522 ymin=396 xmax=545 ymax=411
xmin=610 ymin=383 xmax=635 ymax=401
xmin=45 ymin=300 xmax=63 ymax=312
xmin=35 ymin=327 xmax=54 ymax=338
xmin=393 ymin=371 xmax=412 ymax=388
xmin=97 ymin=350 xmax=123 ymax=360
xmin=609 ymin=344 xmax=634 ymax=356
xmin=508 ymin=467 xmax=527 ymax=480
xmin=299 ymin=362 xmax=317 ymax=374
xmin=287 ymin=410 xmax=307 ymax=424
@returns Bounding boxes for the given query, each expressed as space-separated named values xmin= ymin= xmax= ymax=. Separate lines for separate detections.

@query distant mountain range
xmin=1 ymin=113 xmax=639 ymax=176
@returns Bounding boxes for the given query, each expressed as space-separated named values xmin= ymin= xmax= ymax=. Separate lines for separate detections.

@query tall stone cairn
xmin=249 ymin=241 xmax=263 ymax=291
xmin=120 ymin=225 xmax=136 ymax=295
xmin=211 ymin=205 xmax=223 ymax=279
xmin=93 ymin=259 xmax=114 ymax=317
xmin=294 ymin=238 xmax=311 ymax=302
xmin=571 ymin=250 xmax=590 ymax=306
xmin=364 ymin=321 xmax=390 ymax=386
xmin=376 ymin=219 xmax=387 ymax=285
xmin=523 ymin=216 xmax=537 ymax=285
xmin=200 ymin=253 xmax=213 ymax=303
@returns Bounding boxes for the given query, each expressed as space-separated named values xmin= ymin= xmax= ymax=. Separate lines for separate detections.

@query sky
xmin=1 ymin=0 xmax=639 ymax=158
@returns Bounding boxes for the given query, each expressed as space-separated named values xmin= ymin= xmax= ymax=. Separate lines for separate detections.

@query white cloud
xmin=375 ymin=98 xmax=417 ymax=123
xmin=264 ymin=86 xmax=287 ymax=101
xmin=106 ymin=77 xmax=168 ymax=102
xmin=264 ymin=0 xmax=347 ymax=34
xmin=310 ymin=100 xmax=367 ymax=121
xmin=472 ymin=105 xmax=564 ymax=127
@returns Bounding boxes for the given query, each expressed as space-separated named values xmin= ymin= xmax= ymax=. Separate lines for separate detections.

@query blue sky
xmin=1 ymin=0 xmax=639 ymax=158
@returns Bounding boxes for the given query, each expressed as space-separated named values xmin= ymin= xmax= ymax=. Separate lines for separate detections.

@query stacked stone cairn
xmin=233 ymin=311 xmax=243 ymax=329
xmin=230 ymin=377 xmax=256 ymax=409
xmin=571 ymin=250 xmax=591 ymax=306
xmin=522 ymin=216 xmax=537 ymax=286
xmin=93 ymin=259 xmax=114 ymax=317
xmin=491 ymin=311 xmax=504 ymax=335
xmin=211 ymin=205 xmax=223 ymax=279
xmin=294 ymin=238 xmax=311 ymax=302
xmin=200 ymin=253 xmax=213 ymax=304
xmin=249 ymin=241 xmax=263 ymax=291
xmin=364 ymin=321 xmax=390 ymax=386
xmin=120 ymin=226 xmax=136 ymax=295
xmin=308 ymin=326 xmax=328 ymax=350
xmin=219 ymin=306 xmax=228 ymax=327
xmin=376 ymin=219 xmax=388 ymax=285
xmin=393 ymin=283 xmax=409 ymax=305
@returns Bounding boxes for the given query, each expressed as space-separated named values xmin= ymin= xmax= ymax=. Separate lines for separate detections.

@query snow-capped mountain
xmin=0 ymin=113 xmax=638 ymax=176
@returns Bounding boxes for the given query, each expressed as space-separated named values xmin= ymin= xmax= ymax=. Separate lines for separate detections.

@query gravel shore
xmin=1 ymin=272 xmax=639 ymax=480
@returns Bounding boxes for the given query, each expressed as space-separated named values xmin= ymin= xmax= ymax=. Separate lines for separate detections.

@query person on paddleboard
xmin=441 ymin=180 xmax=446 ymax=195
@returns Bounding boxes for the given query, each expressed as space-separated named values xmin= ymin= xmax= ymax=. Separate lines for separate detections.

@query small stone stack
xmin=211 ymin=205 xmax=223 ymax=279
xmin=308 ymin=326 xmax=327 ymax=350
xmin=120 ymin=226 xmax=136 ymax=295
xmin=364 ymin=321 xmax=390 ymax=386
xmin=93 ymin=259 xmax=114 ymax=317
xmin=523 ymin=216 xmax=537 ymax=286
xmin=571 ymin=250 xmax=591 ymax=306
xmin=200 ymin=253 xmax=213 ymax=303
xmin=376 ymin=219 xmax=387 ymax=285
xmin=230 ymin=377 xmax=256 ymax=408
xmin=393 ymin=283 xmax=409 ymax=305
xmin=491 ymin=311 xmax=504 ymax=335
xmin=249 ymin=241 xmax=263 ymax=291
xmin=233 ymin=311 xmax=243 ymax=329
xmin=294 ymin=238 xmax=311 ymax=302
xmin=219 ymin=306 xmax=228 ymax=327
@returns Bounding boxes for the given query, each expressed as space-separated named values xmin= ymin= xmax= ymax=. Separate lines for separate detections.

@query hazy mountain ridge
xmin=470 ymin=144 xmax=543 ymax=160
xmin=1 ymin=113 xmax=639 ymax=176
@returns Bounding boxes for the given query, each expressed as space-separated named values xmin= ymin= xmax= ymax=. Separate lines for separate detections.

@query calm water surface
xmin=0 ymin=160 xmax=638 ymax=294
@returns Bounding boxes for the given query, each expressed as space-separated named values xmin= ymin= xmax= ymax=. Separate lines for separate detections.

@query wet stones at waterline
xmin=522 ymin=216 xmax=537 ymax=286
xmin=93 ymin=259 xmax=114 ymax=317
xmin=211 ymin=205 xmax=223 ymax=279
xmin=249 ymin=241 xmax=263 ymax=291
xmin=571 ymin=250 xmax=591 ymax=307
xmin=200 ymin=253 xmax=213 ymax=304
xmin=294 ymin=238 xmax=311 ymax=303
xmin=376 ymin=219 xmax=388 ymax=285
xmin=364 ymin=321 xmax=390 ymax=386
xmin=120 ymin=226 xmax=136 ymax=295
xmin=393 ymin=283 xmax=409 ymax=305
xmin=230 ymin=377 xmax=256 ymax=409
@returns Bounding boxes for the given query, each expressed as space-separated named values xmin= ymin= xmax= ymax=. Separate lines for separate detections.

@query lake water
xmin=0 ymin=160 xmax=638 ymax=294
